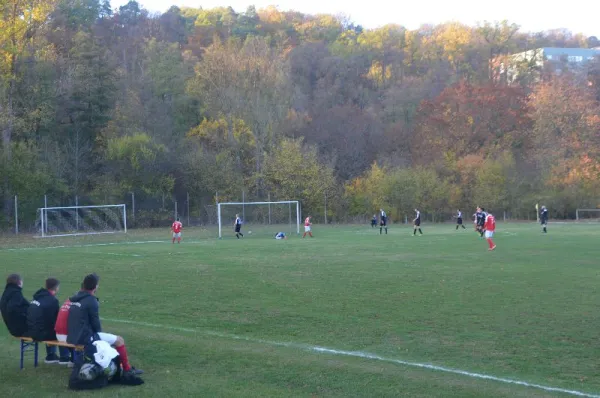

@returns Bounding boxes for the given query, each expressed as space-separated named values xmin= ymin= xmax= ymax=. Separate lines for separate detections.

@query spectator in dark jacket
xmin=28 ymin=278 xmax=72 ymax=364
xmin=67 ymin=273 xmax=143 ymax=380
xmin=0 ymin=274 xmax=29 ymax=337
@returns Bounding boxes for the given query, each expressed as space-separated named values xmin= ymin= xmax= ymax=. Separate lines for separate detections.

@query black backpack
xmin=68 ymin=340 xmax=142 ymax=390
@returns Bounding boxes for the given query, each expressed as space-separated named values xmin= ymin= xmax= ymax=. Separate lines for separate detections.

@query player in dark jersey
xmin=456 ymin=210 xmax=466 ymax=230
xmin=476 ymin=207 xmax=487 ymax=237
xmin=379 ymin=209 xmax=388 ymax=235
xmin=371 ymin=214 xmax=377 ymax=228
xmin=234 ymin=214 xmax=243 ymax=239
xmin=540 ymin=205 xmax=548 ymax=233
xmin=413 ymin=209 xmax=423 ymax=235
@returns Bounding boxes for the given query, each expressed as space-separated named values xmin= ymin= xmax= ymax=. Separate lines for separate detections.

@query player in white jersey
xmin=455 ymin=210 xmax=466 ymax=230
xmin=379 ymin=209 xmax=388 ymax=235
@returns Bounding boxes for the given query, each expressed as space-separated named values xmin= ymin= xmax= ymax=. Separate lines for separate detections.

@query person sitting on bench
xmin=27 ymin=277 xmax=73 ymax=365
xmin=67 ymin=273 xmax=143 ymax=380
xmin=1 ymin=273 xmax=29 ymax=338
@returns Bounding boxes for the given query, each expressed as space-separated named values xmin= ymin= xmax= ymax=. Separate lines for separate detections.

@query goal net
xmin=575 ymin=209 xmax=600 ymax=222
xmin=37 ymin=205 xmax=127 ymax=238
xmin=217 ymin=201 xmax=300 ymax=238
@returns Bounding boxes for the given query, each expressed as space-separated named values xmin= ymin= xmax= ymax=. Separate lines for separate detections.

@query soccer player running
xmin=483 ymin=211 xmax=497 ymax=251
xmin=456 ymin=209 xmax=466 ymax=230
xmin=303 ymin=216 xmax=313 ymax=238
xmin=234 ymin=214 xmax=244 ymax=239
xmin=171 ymin=217 xmax=182 ymax=244
xmin=540 ymin=205 xmax=549 ymax=233
xmin=413 ymin=209 xmax=423 ymax=235
xmin=379 ymin=209 xmax=387 ymax=235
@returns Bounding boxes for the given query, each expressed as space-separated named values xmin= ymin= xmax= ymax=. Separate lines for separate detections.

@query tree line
xmin=1 ymin=0 xmax=599 ymax=229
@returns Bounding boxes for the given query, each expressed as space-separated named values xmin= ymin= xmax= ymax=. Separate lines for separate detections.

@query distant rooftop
xmin=540 ymin=47 xmax=600 ymax=57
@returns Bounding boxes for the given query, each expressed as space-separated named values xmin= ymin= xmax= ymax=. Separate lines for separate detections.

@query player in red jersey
xmin=302 ymin=216 xmax=313 ymax=238
xmin=172 ymin=217 xmax=182 ymax=244
xmin=483 ymin=212 xmax=496 ymax=251
xmin=54 ymin=297 xmax=74 ymax=365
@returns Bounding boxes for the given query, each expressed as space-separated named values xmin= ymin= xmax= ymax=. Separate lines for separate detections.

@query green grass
xmin=1 ymin=223 xmax=599 ymax=397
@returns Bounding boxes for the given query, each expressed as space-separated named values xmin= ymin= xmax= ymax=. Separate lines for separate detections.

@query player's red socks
xmin=116 ymin=345 xmax=131 ymax=371
xmin=487 ymin=238 xmax=496 ymax=250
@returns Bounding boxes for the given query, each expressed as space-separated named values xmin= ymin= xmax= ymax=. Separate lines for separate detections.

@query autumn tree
xmin=528 ymin=74 xmax=600 ymax=212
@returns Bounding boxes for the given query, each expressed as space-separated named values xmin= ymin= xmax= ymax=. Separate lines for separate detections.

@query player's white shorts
xmin=57 ymin=332 xmax=117 ymax=345
xmin=304 ymin=226 xmax=311 ymax=232
xmin=173 ymin=232 xmax=181 ymax=238
xmin=97 ymin=332 xmax=118 ymax=345
xmin=485 ymin=230 xmax=494 ymax=238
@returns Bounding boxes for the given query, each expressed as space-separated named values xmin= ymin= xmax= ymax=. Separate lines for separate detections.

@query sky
xmin=112 ymin=0 xmax=598 ymax=37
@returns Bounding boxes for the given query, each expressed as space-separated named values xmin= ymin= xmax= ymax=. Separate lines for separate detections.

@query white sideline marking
xmin=88 ymin=252 xmax=143 ymax=257
xmin=1 ymin=240 xmax=165 ymax=252
xmin=1 ymin=239 xmax=217 ymax=253
xmin=103 ymin=317 xmax=600 ymax=398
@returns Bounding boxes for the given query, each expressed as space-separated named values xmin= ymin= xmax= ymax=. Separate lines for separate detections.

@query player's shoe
xmin=489 ymin=245 xmax=496 ymax=251
xmin=44 ymin=354 xmax=60 ymax=364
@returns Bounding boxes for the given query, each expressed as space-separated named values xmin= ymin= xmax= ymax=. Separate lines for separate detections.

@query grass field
xmin=1 ymin=223 xmax=599 ymax=397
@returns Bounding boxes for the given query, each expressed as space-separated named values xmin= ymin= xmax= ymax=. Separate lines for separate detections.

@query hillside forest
xmin=1 ymin=0 xmax=600 ymax=228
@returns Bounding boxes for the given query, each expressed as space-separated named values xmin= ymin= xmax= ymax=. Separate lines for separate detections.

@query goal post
xmin=575 ymin=209 xmax=600 ymax=222
xmin=217 ymin=201 xmax=300 ymax=238
xmin=37 ymin=204 xmax=127 ymax=238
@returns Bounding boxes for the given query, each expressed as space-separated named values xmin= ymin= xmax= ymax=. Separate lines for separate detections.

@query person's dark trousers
xmin=45 ymin=345 xmax=72 ymax=360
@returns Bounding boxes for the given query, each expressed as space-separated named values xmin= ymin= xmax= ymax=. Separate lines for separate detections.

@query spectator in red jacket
xmin=55 ymin=295 xmax=74 ymax=365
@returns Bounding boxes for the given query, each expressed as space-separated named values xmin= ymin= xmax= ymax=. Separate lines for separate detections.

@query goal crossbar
xmin=217 ymin=200 xmax=301 ymax=238
xmin=42 ymin=204 xmax=125 ymax=211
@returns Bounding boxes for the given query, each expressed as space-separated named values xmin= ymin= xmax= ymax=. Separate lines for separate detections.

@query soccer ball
xmin=248 ymin=231 xmax=252 ymax=234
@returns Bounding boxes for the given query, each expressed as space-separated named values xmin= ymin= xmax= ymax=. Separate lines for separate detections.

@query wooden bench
xmin=17 ymin=337 xmax=84 ymax=370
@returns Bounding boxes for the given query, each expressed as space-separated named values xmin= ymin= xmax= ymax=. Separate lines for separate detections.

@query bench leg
xmin=20 ymin=340 xmax=25 ymax=370
xmin=34 ymin=341 xmax=39 ymax=367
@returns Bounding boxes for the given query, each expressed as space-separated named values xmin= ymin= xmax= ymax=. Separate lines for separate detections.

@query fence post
xmin=14 ymin=195 xmax=18 ymax=235
xmin=131 ymin=192 xmax=135 ymax=225
xmin=324 ymin=192 xmax=328 ymax=224
xmin=174 ymin=200 xmax=178 ymax=220
xmin=242 ymin=190 xmax=245 ymax=221
xmin=44 ymin=195 xmax=48 ymax=232
xmin=187 ymin=192 xmax=190 ymax=227
xmin=75 ymin=196 xmax=79 ymax=231
xmin=268 ymin=192 xmax=271 ymax=225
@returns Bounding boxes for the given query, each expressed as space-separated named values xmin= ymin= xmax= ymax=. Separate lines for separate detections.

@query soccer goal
xmin=217 ymin=201 xmax=300 ymax=238
xmin=575 ymin=209 xmax=600 ymax=222
xmin=36 ymin=204 xmax=127 ymax=238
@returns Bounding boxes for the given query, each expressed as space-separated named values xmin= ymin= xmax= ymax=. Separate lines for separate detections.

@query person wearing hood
xmin=0 ymin=273 xmax=29 ymax=337
xmin=27 ymin=277 xmax=72 ymax=364
xmin=67 ymin=273 xmax=142 ymax=380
